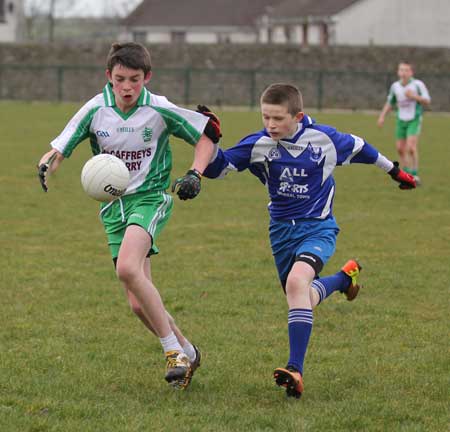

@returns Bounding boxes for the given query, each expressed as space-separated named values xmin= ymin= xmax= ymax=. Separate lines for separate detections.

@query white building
xmin=121 ymin=0 xmax=450 ymax=48
xmin=121 ymin=0 xmax=280 ymax=45
xmin=334 ymin=0 xmax=450 ymax=47
xmin=0 ymin=0 xmax=25 ymax=42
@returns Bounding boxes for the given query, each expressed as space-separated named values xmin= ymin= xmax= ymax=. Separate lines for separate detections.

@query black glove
xmin=37 ymin=163 xmax=49 ymax=192
xmin=171 ymin=169 xmax=202 ymax=200
xmin=37 ymin=152 xmax=57 ymax=192
xmin=388 ymin=161 xmax=416 ymax=190
xmin=197 ymin=105 xmax=222 ymax=144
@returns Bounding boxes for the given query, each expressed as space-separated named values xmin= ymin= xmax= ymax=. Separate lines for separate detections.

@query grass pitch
xmin=1 ymin=102 xmax=449 ymax=431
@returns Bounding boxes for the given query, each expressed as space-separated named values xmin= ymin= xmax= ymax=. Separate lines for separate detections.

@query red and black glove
xmin=196 ymin=105 xmax=222 ymax=143
xmin=388 ymin=162 xmax=416 ymax=190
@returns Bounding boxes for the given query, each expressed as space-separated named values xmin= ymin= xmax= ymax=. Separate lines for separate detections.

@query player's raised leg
xmin=310 ymin=259 xmax=362 ymax=306
xmin=116 ymin=225 xmax=191 ymax=387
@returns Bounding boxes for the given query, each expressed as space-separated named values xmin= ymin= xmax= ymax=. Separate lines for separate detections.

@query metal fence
xmin=1 ymin=64 xmax=449 ymax=111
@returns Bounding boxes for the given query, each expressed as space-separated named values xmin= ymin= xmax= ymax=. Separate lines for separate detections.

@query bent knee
xmin=285 ymin=273 xmax=310 ymax=296
xmin=116 ymin=260 xmax=140 ymax=284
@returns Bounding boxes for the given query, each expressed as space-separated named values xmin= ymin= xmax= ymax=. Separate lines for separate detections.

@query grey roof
xmin=123 ymin=0 xmax=287 ymax=27
xmin=270 ymin=0 xmax=361 ymax=18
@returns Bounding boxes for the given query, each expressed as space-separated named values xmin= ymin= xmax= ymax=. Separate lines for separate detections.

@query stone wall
xmin=1 ymin=42 xmax=449 ymax=110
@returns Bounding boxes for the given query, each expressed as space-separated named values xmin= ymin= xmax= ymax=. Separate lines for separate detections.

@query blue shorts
xmin=269 ymin=217 xmax=339 ymax=288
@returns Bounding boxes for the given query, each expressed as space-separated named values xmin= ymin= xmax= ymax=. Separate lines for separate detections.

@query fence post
xmin=249 ymin=70 xmax=257 ymax=109
xmin=385 ymin=72 xmax=392 ymax=92
xmin=57 ymin=66 xmax=64 ymax=102
xmin=184 ymin=67 xmax=191 ymax=105
xmin=316 ymin=70 xmax=323 ymax=111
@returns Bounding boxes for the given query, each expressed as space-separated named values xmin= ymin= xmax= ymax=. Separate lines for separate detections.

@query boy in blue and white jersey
xmin=203 ymin=83 xmax=416 ymax=399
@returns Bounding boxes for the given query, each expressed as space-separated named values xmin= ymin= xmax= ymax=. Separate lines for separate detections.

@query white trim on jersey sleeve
xmin=341 ymin=134 xmax=365 ymax=165
xmin=374 ymin=154 xmax=394 ymax=172
xmin=50 ymin=94 xmax=104 ymax=154
xmin=209 ymin=142 xmax=219 ymax=162
xmin=216 ymin=161 xmax=238 ymax=179
xmin=150 ymin=94 xmax=209 ymax=139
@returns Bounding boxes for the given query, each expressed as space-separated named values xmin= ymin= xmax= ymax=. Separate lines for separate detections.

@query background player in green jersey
xmin=377 ymin=61 xmax=431 ymax=184
xmin=37 ymin=42 xmax=221 ymax=389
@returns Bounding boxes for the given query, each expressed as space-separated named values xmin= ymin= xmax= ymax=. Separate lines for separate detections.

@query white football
xmin=81 ymin=154 xmax=130 ymax=202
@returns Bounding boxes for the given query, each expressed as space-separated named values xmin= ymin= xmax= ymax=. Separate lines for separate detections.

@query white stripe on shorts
xmin=147 ymin=191 xmax=172 ymax=237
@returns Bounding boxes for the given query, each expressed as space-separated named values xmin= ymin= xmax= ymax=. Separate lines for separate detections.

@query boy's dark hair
xmin=260 ymin=83 xmax=303 ymax=115
xmin=106 ymin=42 xmax=152 ymax=75
xmin=399 ymin=60 xmax=414 ymax=71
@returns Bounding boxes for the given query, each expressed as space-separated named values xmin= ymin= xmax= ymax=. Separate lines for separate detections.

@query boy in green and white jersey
xmin=378 ymin=61 xmax=431 ymax=184
xmin=37 ymin=42 xmax=221 ymax=389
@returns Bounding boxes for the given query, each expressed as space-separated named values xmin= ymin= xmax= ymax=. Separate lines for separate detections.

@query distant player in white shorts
xmin=36 ymin=42 xmax=221 ymax=389
xmin=377 ymin=61 xmax=431 ymax=184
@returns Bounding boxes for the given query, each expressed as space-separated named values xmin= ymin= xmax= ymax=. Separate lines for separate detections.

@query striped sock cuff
xmin=311 ymin=279 xmax=326 ymax=304
xmin=288 ymin=308 xmax=313 ymax=325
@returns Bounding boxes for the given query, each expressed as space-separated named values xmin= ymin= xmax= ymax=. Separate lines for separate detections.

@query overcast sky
xmin=25 ymin=0 xmax=143 ymax=17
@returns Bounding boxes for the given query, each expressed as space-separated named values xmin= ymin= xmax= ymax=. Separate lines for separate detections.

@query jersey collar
xmin=399 ymin=78 xmax=414 ymax=87
xmin=302 ymin=114 xmax=314 ymax=127
xmin=137 ymin=87 xmax=152 ymax=106
xmin=103 ymin=82 xmax=116 ymax=106
xmin=282 ymin=114 xmax=315 ymax=143
xmin=102 ymin=83 xmax=152 ymax=107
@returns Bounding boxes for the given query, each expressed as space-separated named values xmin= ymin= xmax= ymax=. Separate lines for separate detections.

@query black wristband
xmin=187 ymin=169 xmax=202 ymax=180
xmin=388 ymin=161 xmax=400 ymax=178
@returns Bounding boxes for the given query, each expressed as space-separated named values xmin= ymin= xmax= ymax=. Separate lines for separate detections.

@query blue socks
xmin=286 ymin=273 xmax=352 ymax=375
xmin=287 ymin=308 xmax=313 ymax=375
xmin=312 ymin=271 xmax=351 ymax=304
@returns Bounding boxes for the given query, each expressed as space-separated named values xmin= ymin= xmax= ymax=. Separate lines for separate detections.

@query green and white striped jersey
xmin=387 ymin=78 xmax=431 ymax=121
xmin=51 ymin=83 xmax=208 ymax=195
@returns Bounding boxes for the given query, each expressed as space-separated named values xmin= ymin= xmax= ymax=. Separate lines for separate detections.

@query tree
xmin=24 ymin=0 xmax=76 ymax=41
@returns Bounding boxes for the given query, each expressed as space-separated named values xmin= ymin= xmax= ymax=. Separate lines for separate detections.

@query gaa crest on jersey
xmin=142 ymin=127 xmax=153 ymax=143
xmin=267 ymin=147 xmax=281 ymax=161
xmin=96 ymin=130 xmax=110 ymax=138
xmin=307 ymin=142 xmax=322 ymax=162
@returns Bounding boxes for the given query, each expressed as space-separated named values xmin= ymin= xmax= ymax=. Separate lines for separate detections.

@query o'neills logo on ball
xmin=104 ymin=184 xmax=126 ymax=196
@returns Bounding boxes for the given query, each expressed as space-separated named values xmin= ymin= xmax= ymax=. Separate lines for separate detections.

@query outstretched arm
xmin=37 ymin=97 xmax=100 ymax=192
xmin=172 ymin=105 xmax=221 ymax=200
xmin=331 ymin=129 xmax=416 ymax=190
xmin=203 ymin=136 xmax=256 ymax=180
xmin=171 ymin=135 xmax=216 ymax=201
xmin=349 ymin=141 xmax=416 ymax=190
xmin=37 ymin=149 xmax=65 ymax=192
xmin=190 ymin=134 xmax=217 ymax=173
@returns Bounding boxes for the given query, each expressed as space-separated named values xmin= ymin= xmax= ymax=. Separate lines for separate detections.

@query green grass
xmin=1 ymin=102 xmax=449 ymax=431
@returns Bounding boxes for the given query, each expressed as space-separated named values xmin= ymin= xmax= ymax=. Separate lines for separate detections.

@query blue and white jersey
xmin=204 ymin=114 xmax=381 ymax=221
